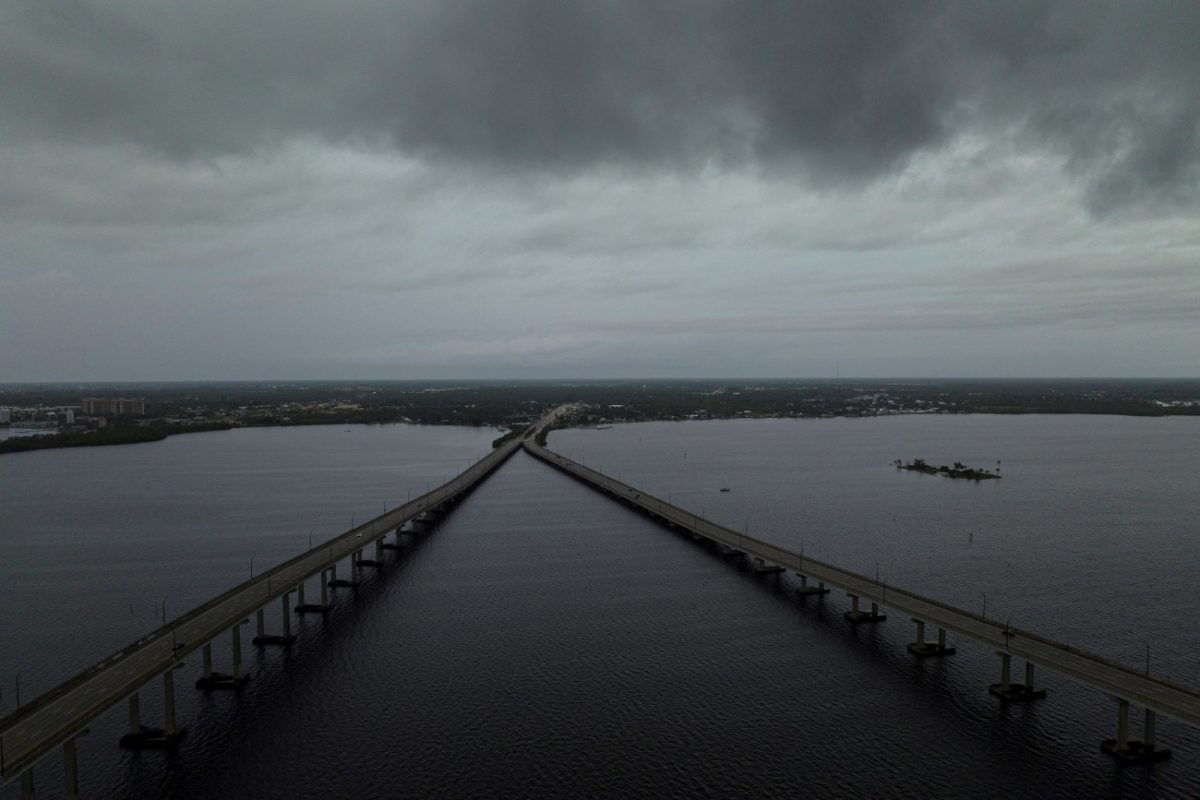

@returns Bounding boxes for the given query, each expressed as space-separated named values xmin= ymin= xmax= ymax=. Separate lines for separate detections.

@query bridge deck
xmin=523 ymin=439 xmax=1200 ymax=732
xmin=0 ymin=436 xmax=524 ymax=784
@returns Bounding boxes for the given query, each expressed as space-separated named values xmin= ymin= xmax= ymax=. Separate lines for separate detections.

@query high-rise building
xmin=80 ymin=398 xmax=146 ymax=417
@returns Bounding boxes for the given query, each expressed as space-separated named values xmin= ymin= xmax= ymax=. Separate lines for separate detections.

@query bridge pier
xmin=907 ymin=619 xmax=956 ymax=657
xmin=195 ymin=630 xmax=249 ymax=689
xmin=63 ymin=737 xmax=78 ymax=800
xmin=327 ymin=560 xmax=359 ymax=588
xmin=253 ymin=591 xmax=296 ymax=645
xmin=295 ymin=577 xmax=331 ymax=614
xmin=750 ymin=558 xmax=784 ymax=576
xmin=988 ymin=652 xmax=1046 ymax=702
xmin=794 ymin=574 xmax=830 ymax=597
xmin=120 ymin=670 xmax=185 ymax=748
xmin=381 ymin=528 xmax=403 ymax=550
xmin=357 ymin=546 xmax=382 ymax=568
xmin=844 ymin=593 xmax=886 ymax=624
xmin=1102 ymin=700 xmax=1171 ymax=764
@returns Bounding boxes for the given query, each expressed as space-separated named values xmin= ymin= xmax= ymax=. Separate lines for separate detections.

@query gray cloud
xmin=3 ymin=1 xmax=1197 ymax=212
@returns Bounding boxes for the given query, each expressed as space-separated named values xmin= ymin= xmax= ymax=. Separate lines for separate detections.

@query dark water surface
xmin=2 ymin=417 xmax=1198 ymax=797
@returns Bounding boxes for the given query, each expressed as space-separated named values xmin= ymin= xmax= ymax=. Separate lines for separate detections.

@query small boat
xmin=720 ymin=487 xmax=731 ymax=493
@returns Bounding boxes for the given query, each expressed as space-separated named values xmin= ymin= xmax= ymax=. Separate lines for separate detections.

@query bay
xmin=2 ymin=415 xmax=1198 ymax=798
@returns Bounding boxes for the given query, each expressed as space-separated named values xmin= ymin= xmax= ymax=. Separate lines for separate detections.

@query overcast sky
xmin=2 ymin=1 xmax=1197 ymax=380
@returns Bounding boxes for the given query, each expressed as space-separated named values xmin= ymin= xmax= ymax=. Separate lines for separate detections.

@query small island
xmin=895 ymin=458 xmax=1000 ymax=480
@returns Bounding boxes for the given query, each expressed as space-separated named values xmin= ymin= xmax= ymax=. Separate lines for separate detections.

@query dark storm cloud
xmin=2 ymin=1 xmax=1197 ymax=211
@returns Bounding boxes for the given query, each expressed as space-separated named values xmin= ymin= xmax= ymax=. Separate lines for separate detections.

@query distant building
xmin=0 ymin=408 xmax=10 ymax=424
xmin=81 ymin=397 xmax=145 ymax=417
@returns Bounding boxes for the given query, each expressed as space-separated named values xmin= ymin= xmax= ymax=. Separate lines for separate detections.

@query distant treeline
xmin=0 ymin=422 xmax=234 ymax=456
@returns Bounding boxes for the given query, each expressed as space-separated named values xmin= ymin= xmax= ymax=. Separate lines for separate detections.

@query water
xmin=2 ymin=417 xmax=1198 ymax=797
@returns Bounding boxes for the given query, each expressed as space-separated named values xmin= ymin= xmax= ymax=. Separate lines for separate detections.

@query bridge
xmin=3 ymin=406 xmax=1197 ymax=795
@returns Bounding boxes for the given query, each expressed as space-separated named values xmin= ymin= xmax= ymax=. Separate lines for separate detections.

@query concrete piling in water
xmin=988 ymin=652 xmax=1046 ymax=702
xmin=63 ymin=738 xmax=78 ymax=800
xmin=196 ymin=626 xmax=250 ymax=690
xmin=844 ymin=592 xmax=887 ymax=624
xmin=252 ymin=591 xmax=296 ymax=645
xmin=907 ymin=619 xmax=956 ymax=657
xmin=1101 ymin=699 xmax=1171 ymax=764
xmin=794 ymin=573 xmax=830 ymax=598
xmin=121 ymin=669 xmax=185 ymax=748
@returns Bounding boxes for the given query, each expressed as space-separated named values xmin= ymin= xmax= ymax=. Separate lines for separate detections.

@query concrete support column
xmin=256 ymin=609 xmax=265 ymax=638
xmin=128 ymin=692 xmax=141 ymax=734
xmin=375 ymin=538 xmax=384 ymax=561
xmin=845 ymin=592 xmax=886 ymax=624
xmin=281 ymin=592 xmax=292 ymax=639
xmin=908 ymin=619 xmax=955 ymax=657
xmin=63 ymin=738 xmax=79 ymax=800
xmin=396 ymin=528 xmax=404 ymax=545
xmin=1101 ymin=700 xmax=1170 ymax=763
xmin=202 ymin=643 xmax=213 ymax=679
xmin=1116 ymin=698 xmax=1130 ymax=750
xmin=329 ymin=562 xmax=337 ymax=582
xmin=320 ymin=570 xmax=329 ymax=606
xmin=163 ymin=669 xmax=177 ymax=736
xmin=989 ymin=653 xmax=1045 ymax=702
xmin=232 ymin=623 xmax=243 ymax=680
xmin=297 ymin=581 xmax=306 ymax=606
xmin=21 ymin=771 xmax=34 ymax=800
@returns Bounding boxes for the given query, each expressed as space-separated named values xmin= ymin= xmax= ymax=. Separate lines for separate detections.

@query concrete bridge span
xmin=0 ymin=422 xmax=541 ymax=798
xmin=522 ymin=436 xmax=1200 ymax=766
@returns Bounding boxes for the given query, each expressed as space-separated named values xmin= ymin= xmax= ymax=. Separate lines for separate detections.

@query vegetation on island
xmin=896 ymin=458 xmax=1001 ymax=481
xmin=0 ymin=421 xmax=234 ymax=455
